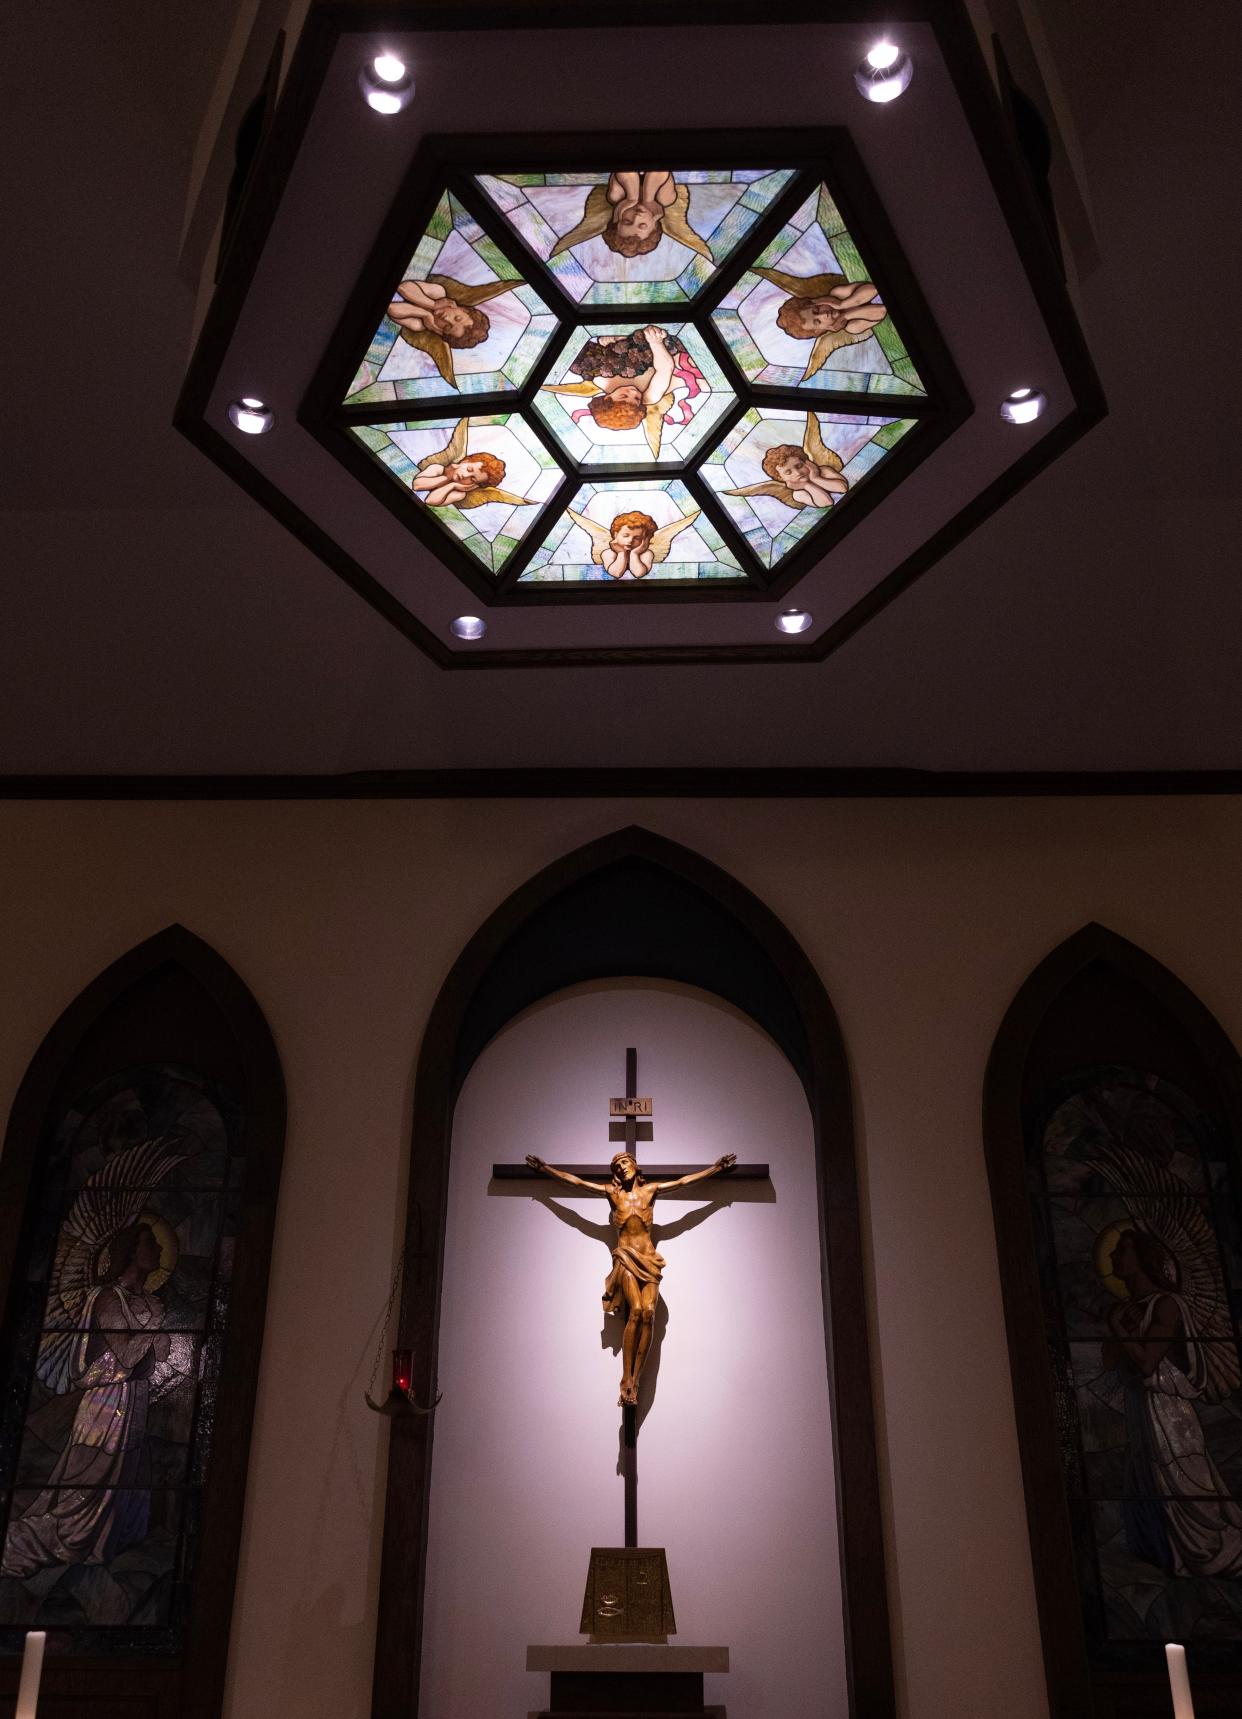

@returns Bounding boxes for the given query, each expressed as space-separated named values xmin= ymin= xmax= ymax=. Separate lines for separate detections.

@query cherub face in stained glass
xmin=476 ymin=168 xmax=796 ymax=306
xmin=344 ymin=192 xmax=558 ymax=405
xmin=534 ymin=321 xmax=735 ymax=466
xmin=701 ymin=408 xmax=917 ymax=568
xmin=712 ymin=184 xmax=925 ymax=397
xmin=521 ymin=478 xmax=745 ymax=585
xmin=349 ymin=415 xmax=564 ymax=574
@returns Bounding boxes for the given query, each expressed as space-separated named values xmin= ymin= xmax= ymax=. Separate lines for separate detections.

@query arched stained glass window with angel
xmin=0 ymin=1065 xmax=241 ymax=1644
xmin=1033 ymin=1067 xmax=1242 ymax=1645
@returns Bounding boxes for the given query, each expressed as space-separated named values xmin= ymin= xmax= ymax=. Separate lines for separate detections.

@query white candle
xmin=15 ymin=1630 xmax=46 ymax=1719
xmin=1166 ymin=1643 xmax=1195 ymax=1719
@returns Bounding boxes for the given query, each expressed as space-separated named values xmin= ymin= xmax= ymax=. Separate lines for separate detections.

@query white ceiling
xmin=3 ymin=0 xmax=1240 ymax=774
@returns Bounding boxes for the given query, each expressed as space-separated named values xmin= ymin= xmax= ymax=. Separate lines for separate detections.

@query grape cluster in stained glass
xmin=337 ymin=157 xmax=934 ymax=590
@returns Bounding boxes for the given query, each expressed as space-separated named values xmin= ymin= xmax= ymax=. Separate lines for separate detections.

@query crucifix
xmin=501 ymin=1047 xmax=767 ymax=1550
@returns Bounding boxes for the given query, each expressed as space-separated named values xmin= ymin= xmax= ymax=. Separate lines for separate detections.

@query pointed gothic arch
xmin=0 ymin=925 xmax=286 ymax=1719
xmin=374 ymin=825 xmax=893 ymax=1719
xmin=984 ymin=922 xmax=1242 ymax=1717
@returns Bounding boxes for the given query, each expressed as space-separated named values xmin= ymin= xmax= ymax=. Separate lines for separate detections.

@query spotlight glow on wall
xmin=854 ymin=40 xmax=914 ymax=103
xmin=451 ymin=615 xmax=487 ymax=641
xmin=999 ymin=386 xmax=1047 ymax=425
xmin=360 ymin=52 xmax=415 ymax=114
xmin=775 ymin=609 xmax=813 ymax=635
xmin=227 ymin=397 xmax=275 ymax=435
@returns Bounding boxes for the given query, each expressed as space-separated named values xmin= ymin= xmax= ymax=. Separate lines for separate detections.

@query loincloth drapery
xmin=603 ymin=1238 xmax=666 ymax=1315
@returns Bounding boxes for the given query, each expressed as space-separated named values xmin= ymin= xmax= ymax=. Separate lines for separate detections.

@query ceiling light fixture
xmin=227 ymin=397 xmax=275 ymax=435
xmin=775 ymin=609 xmax=813 ymax=635
xmin=854 ymin=40 xmax=913 ymax=103
xmin=360 ymin=52 xmax=415 ymax=114
xmin=450 ymin=615 xmax=487 ymax=641
xmin=999 ymin=386 xmax=1047 ymax=425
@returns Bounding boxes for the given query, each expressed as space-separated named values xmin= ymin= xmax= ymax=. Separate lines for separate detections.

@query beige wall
xmin=2 ymin=794 xmax=1240 ymax=1718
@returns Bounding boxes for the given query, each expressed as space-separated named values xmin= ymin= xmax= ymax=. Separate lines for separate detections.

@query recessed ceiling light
xmin=360 ymin=52 xmax=415 ymax=113
xmin=999 ymin=386 xmax=1047 ymax=425
xmin=450 ymin=615 xmax=487 ymax=641
xmin=855 ymin=41 xmax=913 ymax=102
xmin=776 ymin=609 xmax=813 ymax=635
xmin=227 ymin=397 xmax=274 ymax=435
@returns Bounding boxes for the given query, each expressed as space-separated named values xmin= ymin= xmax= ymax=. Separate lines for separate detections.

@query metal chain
xmin=366 ymin=1246 xmax=406 ymax=1400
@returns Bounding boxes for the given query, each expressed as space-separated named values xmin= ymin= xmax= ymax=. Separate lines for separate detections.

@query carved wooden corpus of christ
xmin=523 ymin=1048 xmax=736 ymax=1407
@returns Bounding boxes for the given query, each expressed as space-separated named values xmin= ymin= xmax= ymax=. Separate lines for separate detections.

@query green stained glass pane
xmin=521 ymin=477 xmax=746 ymax=585
xmin=712 ymin=185 xmax=926 ymax=398
xmin=343 ymin=192 xmax=559 ymax=407
xmin=475 ymin=168 xmax=795 ymax=308
xmin=700 ymin=408 xmax=918 ymax=569
xmin=348 ymin=415 xmax=564 ymax=575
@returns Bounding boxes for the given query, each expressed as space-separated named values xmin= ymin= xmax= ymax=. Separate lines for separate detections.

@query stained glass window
xmin=343 ymin=192 xmax=558 ymax=405
xmin=476 ymin=169 xmax=796 ymax=306
xmin=520 ymin=478 xmax=744 ymax=584
xmin=699 ymin=408 xmax=917 ymax=568
xmin=348 ymin=414 xmax=563 ymax=574
xmin=711 ymin=184 xmax=925 ymax=397
xmin=326 ymin=150 xmax=947 ymax=601
xmin=533 ymin=322 xmax=735 ymax=468
xmin=0 ymin=1065 xmax=241 ymax=1644
xmin=1029 ymin=1066 xmax=1242 ymax=1647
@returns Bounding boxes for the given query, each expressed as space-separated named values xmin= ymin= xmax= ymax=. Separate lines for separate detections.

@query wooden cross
xmin=494 ymin=1048 xmax=767 ymax=1546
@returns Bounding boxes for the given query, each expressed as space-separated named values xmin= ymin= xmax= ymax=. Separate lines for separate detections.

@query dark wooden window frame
xmin=0 ymin=926 xmax=286 ymax=1719
xmin=374 ymin=824 xmax=894 ymax=1719
xmin=983 ymin=922 xmax=1242 ymax=1717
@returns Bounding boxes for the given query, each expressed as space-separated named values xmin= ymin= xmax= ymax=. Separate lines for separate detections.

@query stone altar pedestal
xmin=526 ymin=1644 xmax=728 ymax=1717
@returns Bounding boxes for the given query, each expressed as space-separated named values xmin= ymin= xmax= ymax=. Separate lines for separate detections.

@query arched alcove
xmin=0 ymin=926 xmax=286 ymax=1719
xmin=374 ymin=826 xmax=893 ymax=1719
xmin=984 ymin=924 xmax=1242 ymax=1718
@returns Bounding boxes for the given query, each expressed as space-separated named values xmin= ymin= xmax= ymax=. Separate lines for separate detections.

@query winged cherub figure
xmin=725 ymin=413 xmax=849 ymax=512
xmin=550 ymin=171 xmax=714 ymax=263
xmin=410 ymin=418 xmax=535 ymax=511
xmin=754 ymin=265 xmax=886 ymax=382
xmin=524 ymin=1149 xmax=737 ymax=1405
xmin=2 ymin=1135 xmax=191 ymax=1578
xmin=567 ymin=506 xmax=701 ymax=580
xmin=386 ymin=274 xmax=516 ymax=389
xmin=542 ymin=325 xmax=706 ymax=460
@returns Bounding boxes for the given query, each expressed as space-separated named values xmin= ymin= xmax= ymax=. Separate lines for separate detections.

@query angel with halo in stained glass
xmin=550 ymin=171 xmax=714 ymax=262
xmin=2 ymin=1136 xmax=195 ymax=1579
xmin=410 ymin=418 xmax=536 ymax=510
xmin=385 ymin=274 xmax=517 ymax=389
xmin=542 ymin=325 xmax=706 ymax=460
xmin=754 ymin=264 xmax=886 ymax=382
xmin=725 ymin=412 xmax=849 ymax=512
xmin=566 ymin=505 xmax=700 ymax=580
xmin=1053 ymin=1085 xmax=1242 ymax=1580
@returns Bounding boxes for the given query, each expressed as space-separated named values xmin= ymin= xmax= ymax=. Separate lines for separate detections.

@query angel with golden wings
xmin=1066 ymin=1092 xmax=1242 ymax=1579
xmin=725 ymin=413 xmax=849 ymax=512
xmin=2 ymin=1135 xmax=195 ymax=1578
xmin=386 ymin=274 xmax=516 ymax=389
xmin=754 ymin=264 xmax=886 ymax=382
xmin=410 ymin=419 xmax=535 ymax=511
xmin=566 ymin=506 xmax=700 ymax=580
xmin=542 ymin=325 xmax=706 ymax=460
xmin=550 ymin=171 xmax=714 ymax=263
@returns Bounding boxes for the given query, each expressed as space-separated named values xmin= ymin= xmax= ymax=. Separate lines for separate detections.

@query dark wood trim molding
xmin=982 ymin=923 xmax=1242 ymax=1717
xmin=3 ymin=768 xmax=1242 ymax=799
xmin=0 ymin=926 xmax=287 ymax=1719
xmin=376 ymin=825 xmax=894 ymax=1719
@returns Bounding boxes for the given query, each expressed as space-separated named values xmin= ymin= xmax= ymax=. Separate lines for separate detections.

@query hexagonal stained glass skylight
xmin=325 ymin=148 xmax=949 ymax=600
